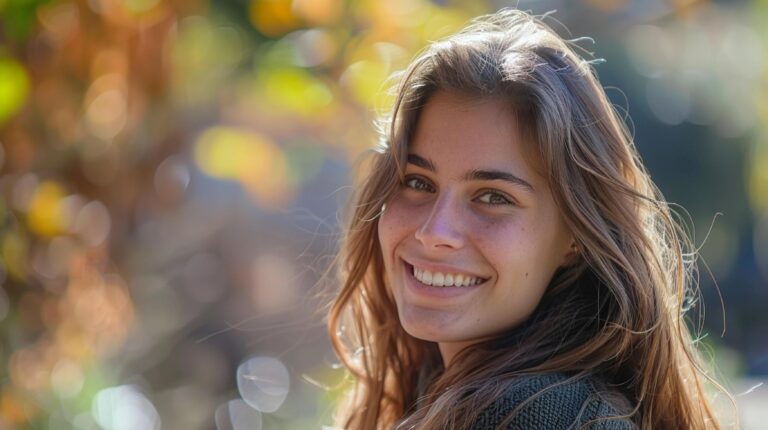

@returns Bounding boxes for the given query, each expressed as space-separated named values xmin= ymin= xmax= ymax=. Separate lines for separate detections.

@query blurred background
xmin=0 ymin=0 xmax=766 ymax=429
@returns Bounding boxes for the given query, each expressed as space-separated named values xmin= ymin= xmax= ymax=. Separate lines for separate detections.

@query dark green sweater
xmin=468 ymin=373 xmax=636 ymax=430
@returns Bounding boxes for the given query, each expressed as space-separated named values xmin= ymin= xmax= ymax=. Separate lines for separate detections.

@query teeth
xmin=422 ymin=270 xmax=432 ymax=285
xmin=433 ymin=273 xmax=444 ymax=287
xmin=411 ymin=265 xmax=483 ymax=287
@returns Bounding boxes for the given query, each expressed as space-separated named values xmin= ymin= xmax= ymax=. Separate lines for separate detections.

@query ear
xmin=561 ymin=240 xmax=581 ymax=268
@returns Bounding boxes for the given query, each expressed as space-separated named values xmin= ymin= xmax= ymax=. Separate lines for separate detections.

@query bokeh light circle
xmin=236 ymin=356 xmax=289 ymax=413
xmin=215 ymin=399 xmax=262 ymax=430
xmin=91 ymin=385 xmax=161 ymax=430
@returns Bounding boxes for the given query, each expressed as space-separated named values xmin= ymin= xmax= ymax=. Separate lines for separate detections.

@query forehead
xmin=410 ymin=91 xmax=541 ymax=182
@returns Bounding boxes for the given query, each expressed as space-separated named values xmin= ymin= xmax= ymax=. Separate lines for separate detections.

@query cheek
xmin=377 ymin=198 xmax=410 ymax=257
xmin=470 ymin=218 xmax=555 ymax=281
xmin=468 ymin=217 xmax=525 ymax=253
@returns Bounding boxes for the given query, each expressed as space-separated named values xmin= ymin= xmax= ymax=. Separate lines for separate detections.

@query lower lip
xmin=402 ymin=260 xmax=484 ymax=299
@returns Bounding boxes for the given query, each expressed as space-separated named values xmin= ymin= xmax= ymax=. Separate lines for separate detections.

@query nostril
xmin=414 ymin=224 xmax=464 ymax=250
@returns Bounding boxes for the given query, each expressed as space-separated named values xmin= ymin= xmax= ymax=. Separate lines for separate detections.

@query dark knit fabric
xmin=468 ymin=373 xmax=636 ymax=430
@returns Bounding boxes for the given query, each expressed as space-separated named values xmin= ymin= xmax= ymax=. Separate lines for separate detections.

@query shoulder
xmin=469 ymin=373 xmax=636 ymax=430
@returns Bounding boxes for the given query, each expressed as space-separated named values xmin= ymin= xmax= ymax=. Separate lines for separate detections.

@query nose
xmin=414 ymin=194 xmax=465 ymax=250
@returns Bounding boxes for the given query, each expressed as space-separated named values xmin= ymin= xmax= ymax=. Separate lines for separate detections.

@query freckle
xmin=525 ymin=272 xmax=528 ymax=278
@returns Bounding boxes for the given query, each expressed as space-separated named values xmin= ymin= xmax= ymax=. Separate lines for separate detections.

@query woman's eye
xmin=476 ymin=191 xmax=514 ymax=206
xmin=404 ymin=177 xmax=434 ymax=192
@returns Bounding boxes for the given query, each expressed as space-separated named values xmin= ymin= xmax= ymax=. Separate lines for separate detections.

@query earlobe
xmin=562 ymin=241 xmax=580 ymax=267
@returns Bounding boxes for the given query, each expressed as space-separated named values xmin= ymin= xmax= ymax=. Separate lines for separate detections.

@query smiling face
xmin=378 ymin=91 xmax=575 ymax=366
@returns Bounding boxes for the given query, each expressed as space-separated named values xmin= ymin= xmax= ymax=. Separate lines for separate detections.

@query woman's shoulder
xmin=469 ymin=372 xmax=636 ymax=430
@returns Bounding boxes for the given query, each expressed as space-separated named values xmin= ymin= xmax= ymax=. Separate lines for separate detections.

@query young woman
xmin=327 ymin=8 xmax=731 ymax=430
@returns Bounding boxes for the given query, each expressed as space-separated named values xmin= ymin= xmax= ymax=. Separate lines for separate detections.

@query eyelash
xmin=403 ymin=176 xmax=515 ymax=207
xmin=404 ymin=176 xmax=435 ymax=193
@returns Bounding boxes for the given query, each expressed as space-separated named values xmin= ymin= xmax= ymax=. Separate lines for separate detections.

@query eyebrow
xmin=406 ymin=153 xmax=536 ymax=193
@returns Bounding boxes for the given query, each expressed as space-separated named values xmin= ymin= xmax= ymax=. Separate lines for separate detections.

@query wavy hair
xmin=328 ymin=8 xmax=732 ymax=430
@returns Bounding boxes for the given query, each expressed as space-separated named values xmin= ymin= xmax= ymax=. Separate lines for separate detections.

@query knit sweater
xmin=468 ymin=373 xmax=636 ymax=430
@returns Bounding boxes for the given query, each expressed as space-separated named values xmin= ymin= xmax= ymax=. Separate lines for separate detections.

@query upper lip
xmin=401 ymin=257 xmax=489 ymax=280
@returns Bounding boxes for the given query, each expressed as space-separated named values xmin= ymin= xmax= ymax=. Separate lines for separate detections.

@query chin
xmin=399 ymin=314 xmax=467 ymax=344
xmin=398 ymin=313 xmax=445 ymax=342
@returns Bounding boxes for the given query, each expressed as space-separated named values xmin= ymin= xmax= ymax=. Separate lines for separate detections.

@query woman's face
xmin=378 ymin=91 xmax=574 ymax=366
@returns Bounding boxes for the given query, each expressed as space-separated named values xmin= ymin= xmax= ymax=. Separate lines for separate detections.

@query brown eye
xmin=476 ymin=191 xmax=514 ymax=206
xmin=404 ymin=176 xmax=435 ymax=192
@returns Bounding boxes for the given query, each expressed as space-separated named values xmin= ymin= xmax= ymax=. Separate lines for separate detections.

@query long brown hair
xmin=328 ymin=8 xmax=732 ymax=429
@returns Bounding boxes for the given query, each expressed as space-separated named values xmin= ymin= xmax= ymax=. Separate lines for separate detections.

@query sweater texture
xmin=468 ymin=373 xmax=635 ymax=430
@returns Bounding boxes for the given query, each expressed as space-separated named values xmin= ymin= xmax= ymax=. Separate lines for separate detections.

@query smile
xmin=411 ymin=264 xmax=487 ymax=287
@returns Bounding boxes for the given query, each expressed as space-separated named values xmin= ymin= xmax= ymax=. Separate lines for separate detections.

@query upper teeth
xmin=412 ymin=266 xmax=484 ymax=287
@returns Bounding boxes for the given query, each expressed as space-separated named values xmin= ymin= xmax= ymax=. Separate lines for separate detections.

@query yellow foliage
xmin=293 ymin=0 xmax=342 ymax=26
xmin=0 ymin=386 xmax=38 ymax=425
xmin=250 ymin=0 xmax=301 ymax=37
xmin=195 ymin=126 xmax=297 ymax=208
xmin=0 ymin=57 xmax=30 ymax=126
xmin=258 ymin=66 xmax=333 ymax=116
xmin=26 ymin=181 xmax=67 ymax=237
xmin=421 ymin=7 xmax=469 ymax=42
xmin=341 ymin=60 xmax=391 ymax=109
xmin=2 ymin=232 xmax=28 ymax=281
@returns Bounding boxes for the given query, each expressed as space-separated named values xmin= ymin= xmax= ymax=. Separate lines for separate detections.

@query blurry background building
xmin=0 ymin=0 xmax=766 ymax=429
